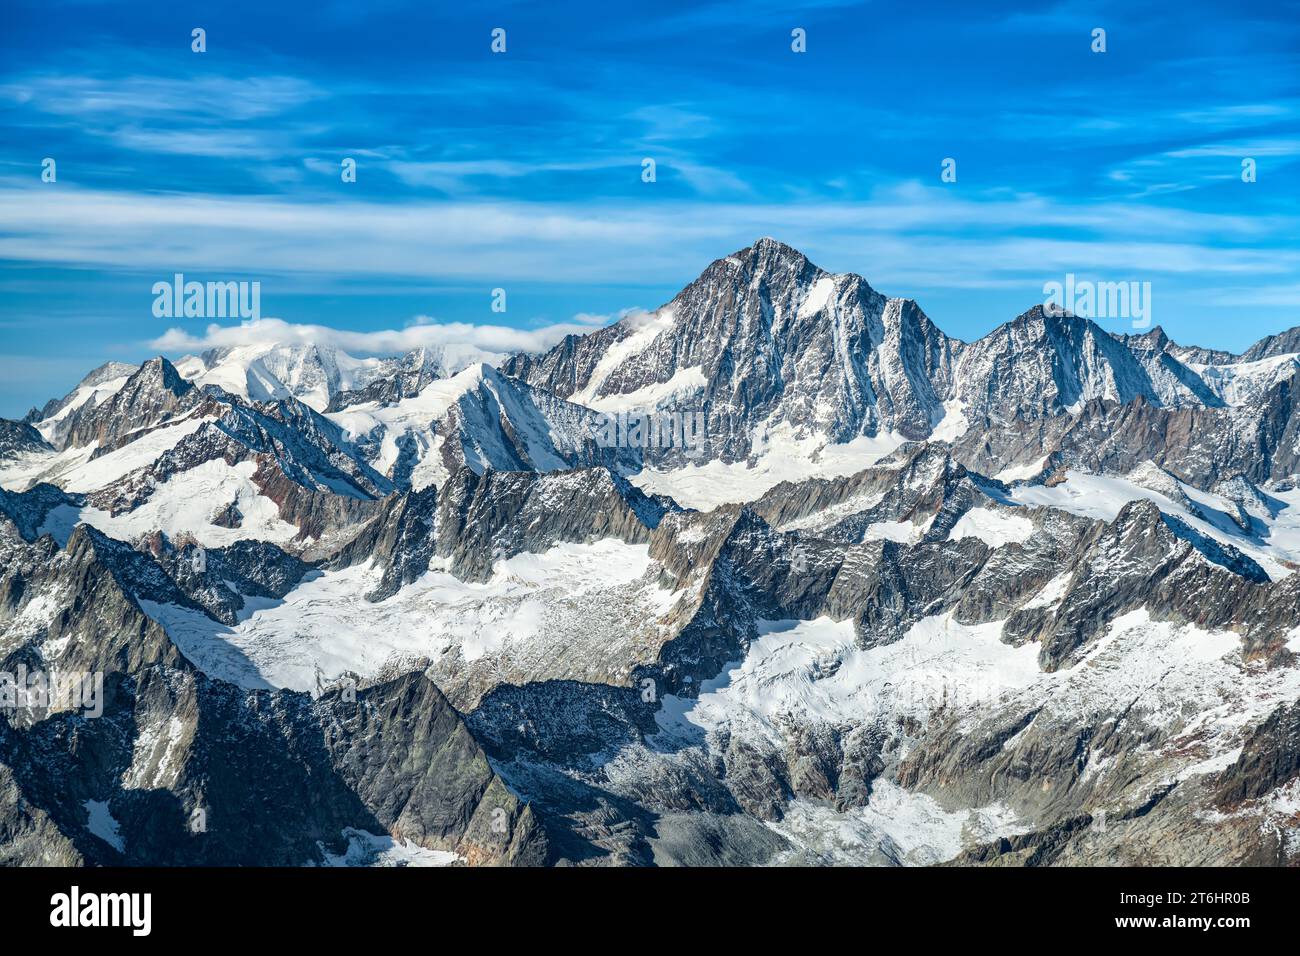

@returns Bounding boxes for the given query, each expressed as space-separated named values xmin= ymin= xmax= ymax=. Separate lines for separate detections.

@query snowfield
xmin=0 ymin=413 xmax=209 ymax=494
xmin=82 ymin=459 xmax=300 ymax=547
xmin=631 ymin=424 xmax=905 ymax=512
xmin=656 ymin=615 xmax=1042 ymax=745
xmin=645 ymin=607 xmax=1300 ymax=864
xmin=326 ymin=364 xmax=577 ymax=491
xmin=317 ymin=828 xmax=460 ymax=867
xmin=769 ymin=784 xmax=1030 ymax=866
xmin=581 ymin=365 xmax=707 ymax=414
xmin=21 ymin=456 xmax=300 ymax=549
xmin=570 ymin=309 xmax=678 ymax=407
xmin=142 ymin=539 xmax=687 ymax=702
xmin=1007 ymin=468 xmax=1300 ymax=579
xmin=947 ymin=507 xmax=1034 ymax=548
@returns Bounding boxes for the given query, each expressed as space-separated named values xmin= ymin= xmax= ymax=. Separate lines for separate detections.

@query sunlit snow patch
xmin=768 ymin=782 xmax=1029 ymax=866
xmin=631 ymin=424 xmax=904 ymax=512
xmin=656 ymin=614 xmax=1042 ymax=746
xmin=83 ymin=799 xmax=125 ymax=852
xmin=929 ymin=399 xmax=969 ymax=443
xmin=317 ymin=828 xmax=460 ymax=867
xmin=570 ymin=309 xmax=678 ymax=407
xmin=947 ymin=507 xmax=1034 ymax=548
xmin=79 ymin=459 xmax=298 ymax=548
xmin=143 ymin=539 xmax=684 ymax=696
xmin=1009 ymin=468 xmax=1300 ymax=579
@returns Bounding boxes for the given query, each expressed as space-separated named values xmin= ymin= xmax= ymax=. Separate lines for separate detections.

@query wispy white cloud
xmin=109 ymin=127 xmax=302 ymax=159
xmin=570 ymin=309 xmax=641 ymax=326
xmin=383 ymin=156 xmax=635 ymax=194
xmin=1206 ymin=283 xmax=1300 ymax=308
xmin=0 ymin=74 xmax=320 ymax=121
xmin=1164 ymin=138 xmax=1300 ymax=159
xmin=149 ymin=316 xmax=602 ymax=357
xmin=1101 ymin=136 xmax=1300 ymax=197
xmin=1 ymin=181 xmax=1293 ymax=293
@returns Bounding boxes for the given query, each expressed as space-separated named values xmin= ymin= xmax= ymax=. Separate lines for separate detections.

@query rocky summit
xmin=3 ymin=238 xmax=1300 ymax=867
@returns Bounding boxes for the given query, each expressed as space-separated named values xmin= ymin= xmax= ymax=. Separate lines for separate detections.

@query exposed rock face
xmin=507 ymin=238 xmax=959 ymax=461
xmin=1214 ymin=701 xmax=1300 ymax=808
xmin=20 ymin=361 xmax=139 ymax=443
xmin=325 ymin=347 xmax=448 ymax=411
xmin=0 ymin=420 xmax=51 ymax=460
xmin=141 ymin=536 xmax=313 ymax=626
xmin=952 ymin=306 xmax=1223 ymax=425
xmin=0 ymin=522 xmax=547 ymax=866
xmin=0 ymin=483 xmax=80 ymax=542
xmin=333 ymin=465 xmax=666 ymax=600
xmin=62 ymin=358 xmax=196 ymax=454
xmin=503 ymin=239 xmax=1271 ymax=469
xmin=1240 ymin=327 xmax=1300 ymax=363
xmin=1 ymin=667 xmax=547 ymax=866
xmin=948 ymin=385 xmax=1300 ymax=489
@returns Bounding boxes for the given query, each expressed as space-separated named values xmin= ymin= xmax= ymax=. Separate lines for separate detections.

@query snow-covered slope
xmin=326 ymin=363 xmax=635 ymax=491
xmin=952 ymin=306 xmax=1224 ymax=424
xmin=143 ymin=538 xmax=685 ymax=704
xmin=174 ymin=343 xmax=498 ymax=412
xmin=1187 ymin=352 xmax=1300 ymax=407
xmin=9 ymin=239 xmax=1300 ymax=868
xmin=29 ymin=362 xmax=138 ymax=447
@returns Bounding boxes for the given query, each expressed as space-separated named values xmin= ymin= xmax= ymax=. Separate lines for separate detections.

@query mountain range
xmin=2 ymin=238 xmax=1299 ymax=866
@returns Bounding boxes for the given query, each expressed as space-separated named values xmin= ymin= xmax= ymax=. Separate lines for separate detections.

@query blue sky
xmin=1 ymin=0 xmax=1298 ymax=416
